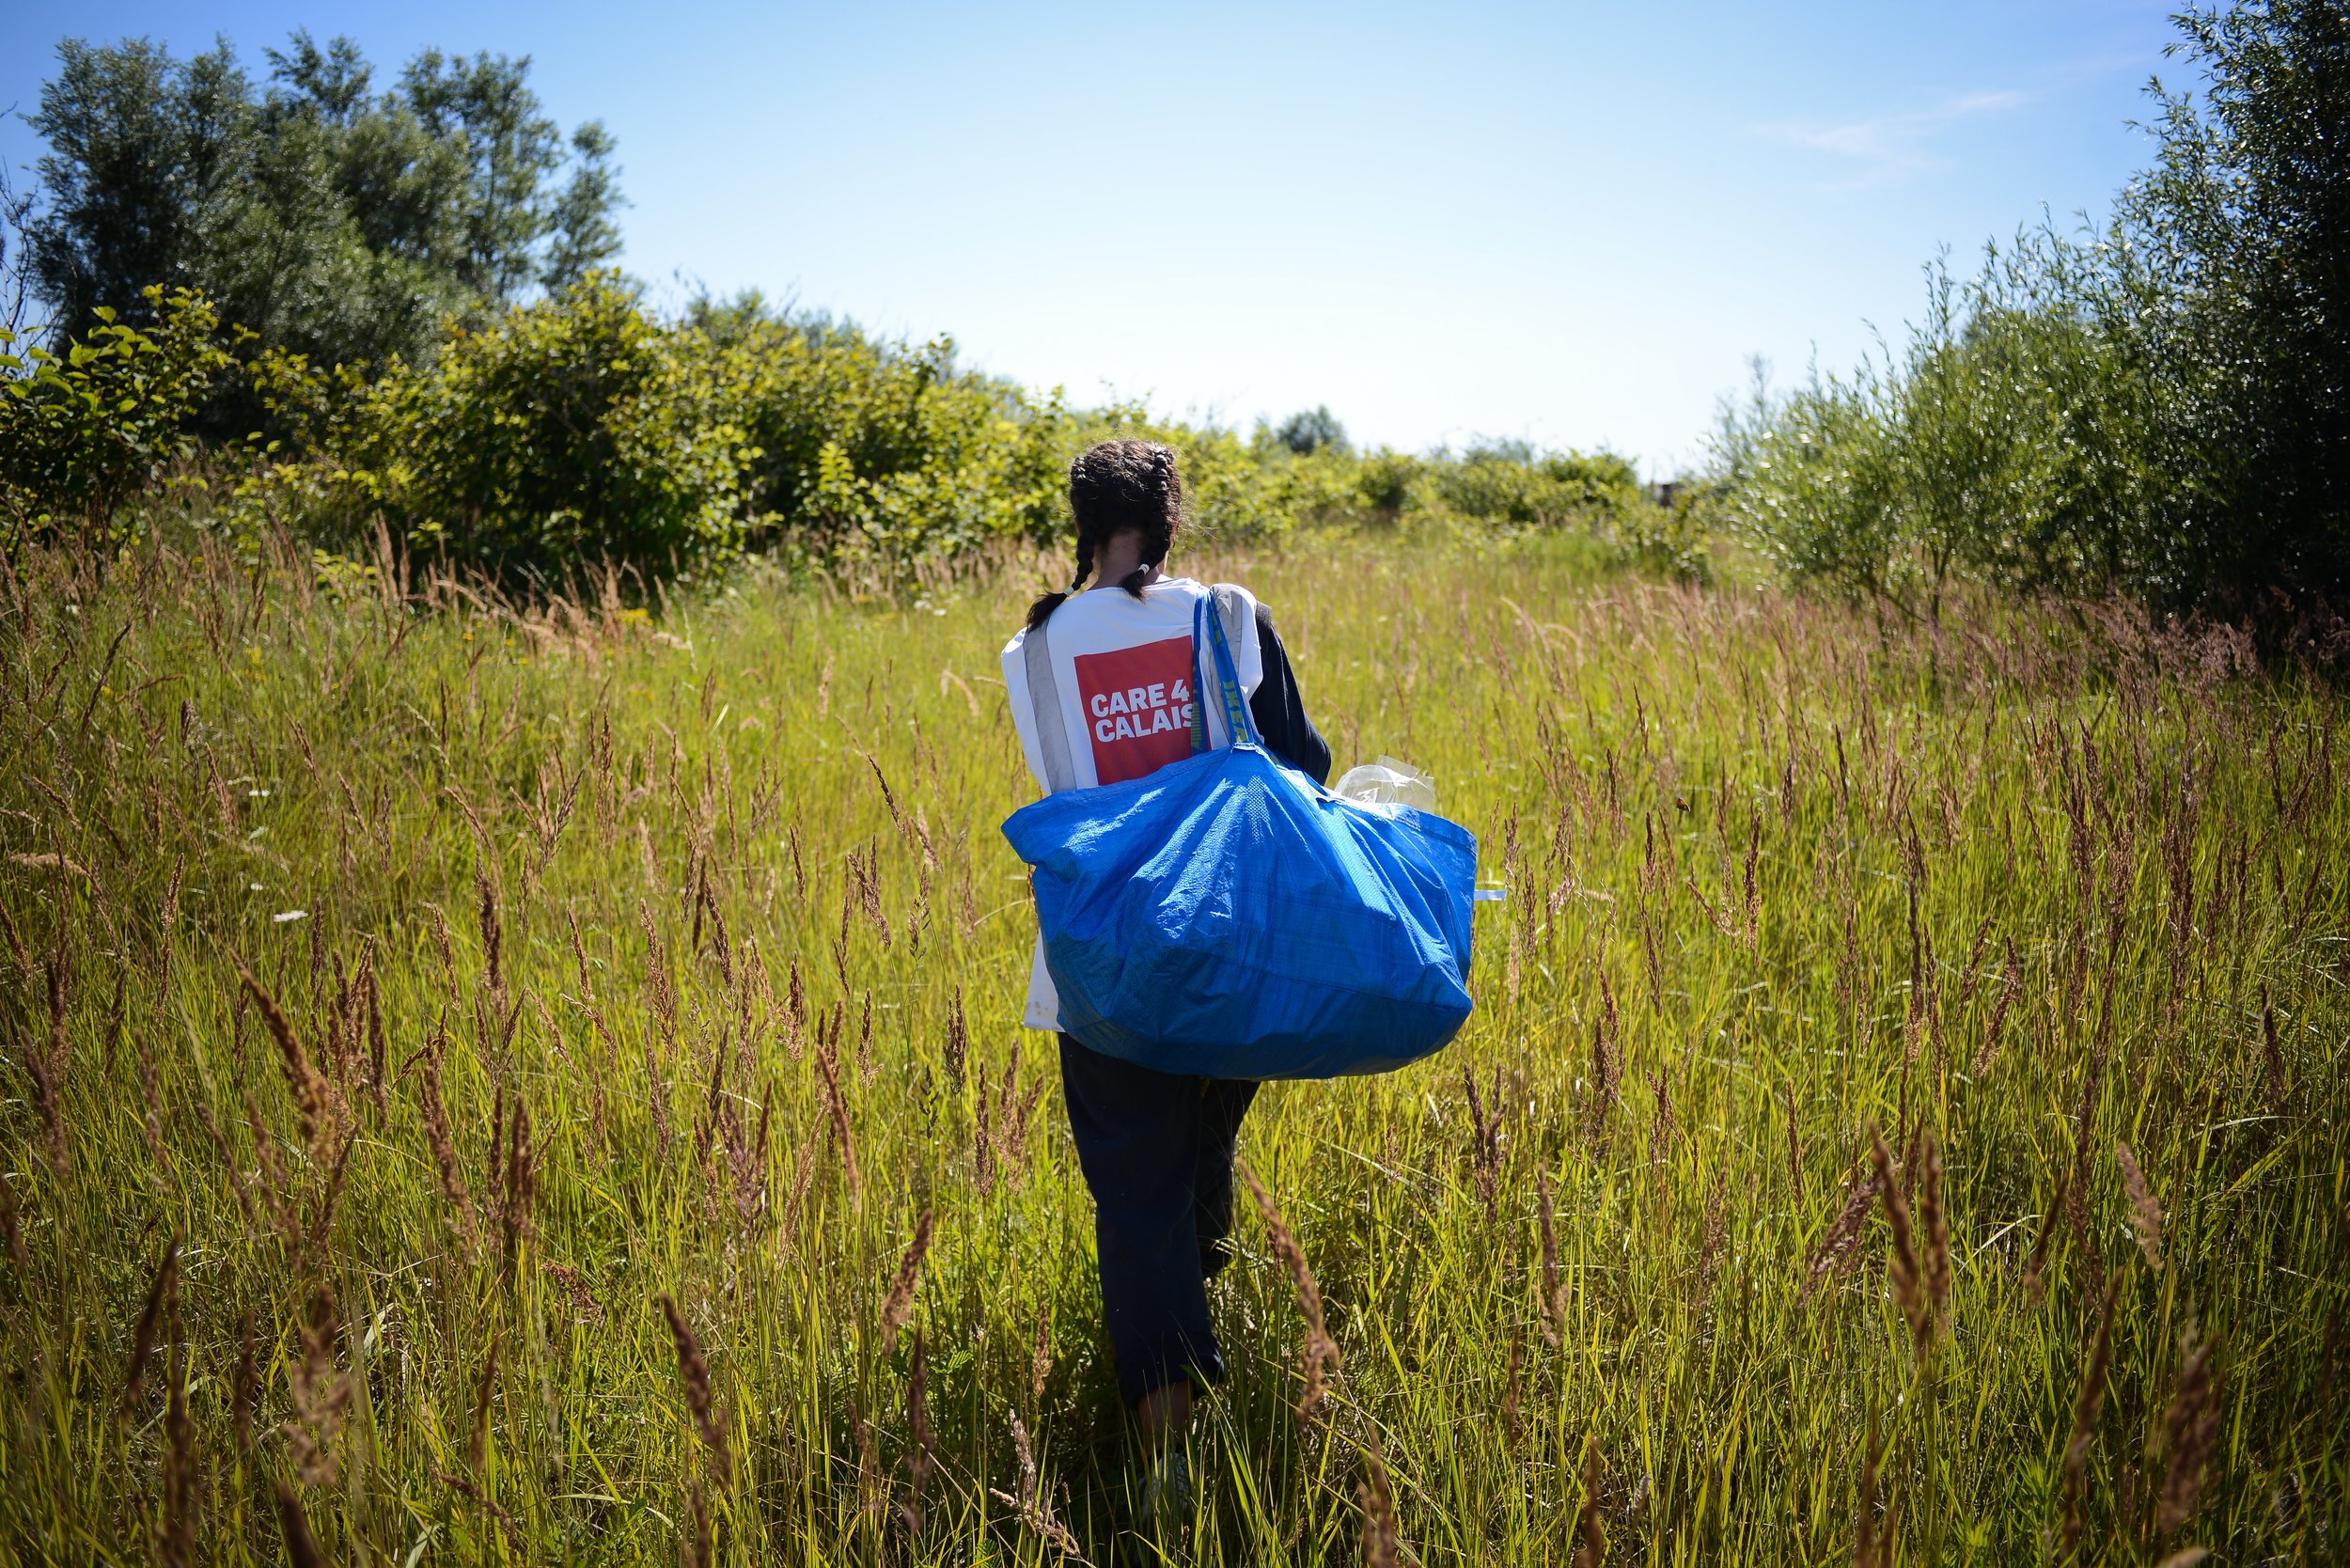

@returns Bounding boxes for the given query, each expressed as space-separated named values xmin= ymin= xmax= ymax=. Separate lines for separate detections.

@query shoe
xmin=1140 ymin=1443 xmax=1192 ymax=1531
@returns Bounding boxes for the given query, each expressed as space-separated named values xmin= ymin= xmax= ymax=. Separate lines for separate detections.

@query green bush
xmin=2123 ymin=0 xmax=2350 ymax=607
xmin=241 ymin=273 xmax=748 ymax=579
xmin=1428 ymin=441 xmax=1642 ymax=530
xmin=1706 ymin=358 xmax=1899 ymax=600
xmin=1710 ymin=246 xmax=2170 ymax=618
xmin=239 ymin=279 xmax=1093 ymax=585
xmin=692 ymin=300 xmax=1071 ymax=569
xmin=1183 ymin=424 xmax=1355 ymax=538
xmin=30 ymin=274 xmax=1700 ymax=592
xmin=1353 ymin=448 xmax=1420 ymax=525
xmin=0 ymin=286 xmax=239 ymax=542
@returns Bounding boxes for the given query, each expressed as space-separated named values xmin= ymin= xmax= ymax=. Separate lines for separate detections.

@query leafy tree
xmin=2126 ymin=0 xmax=2350 ymax=605
xmin=1711 ymin=0 xmax=2349 ymax=619
xmin=22 ymin=31 xmax=624 ymax=375
xmin=1273 ymin=405 xmax=1349 ymax=456
xmin=0 ymin=160 xmax=35 ymax=336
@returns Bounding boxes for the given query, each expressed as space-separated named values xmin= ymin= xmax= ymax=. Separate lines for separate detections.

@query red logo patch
xmin=1073 ymin=636 xmax=1196 ymax=785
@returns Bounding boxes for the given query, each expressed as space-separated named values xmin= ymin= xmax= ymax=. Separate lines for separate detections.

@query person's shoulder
xmin=1213 ymin=580 xmax=1267 ymax=632
xmin=1001 ymin=621 xmax=1030 ymax=659
xmin=1188 ymin=577 xmax=1262 ymax=612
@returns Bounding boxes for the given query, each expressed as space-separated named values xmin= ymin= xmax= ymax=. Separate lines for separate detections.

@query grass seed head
xmin=1574 ymin=1437 xmax=1606 ymax=1568
xmin=1854 ymin=1419 xmax=1892 ymax=1568
xmin=1697 ymin=1167 xmax=1730 ymax=1302
xmin=415 ymin=1015 xmax=475 ymax=1245
xmin=905 ymin=1327 xmax=936 ymax=1517
xmin=1359 ymin=1438 xmax=1402 ymax=1568
xmin=1239 ymin=1156 xmax=1339 ymax=1422
xmin=1647 ymin=1070 xmax=1676 ymax=1167
xmin=36 ymin=936 xmax=70 ymax=1176
xmin=2116 ymin=1141 xmax=2164 ymax=1271
xmin=1972 ymin=939 xmax=2022 ymax=1077
xmin=2024 ymin=1165 xmax=2070 ymax=1306
xmin=989 ymin=1412 xmax=1089 ymax=1563
xmin=681 ymin=1481 xmax=714 ymax=1568
xmin=160 ymin=1338 xmax=197 ymax=1568
xmin=273 ymin=1480 xmax=325 ymax=1568
xmin=813 ymin=1012 xmax=862 ymax=1201
xmin=469 ymin=1330 xmax=501 ymax=1474
xmin=944 ymin=984 xmax=968 ymax=1090
xmin=661 ymin=1293 xmax=731 ymax=1482
xmin=1868 ymin=1126 xmax=1932 ymax=1354
xmin=1799 ymin=1161 xmax=1878 ymax=1308
xmin=286 ymin=1286 xmax=352 ymax=1486
xmin=777 ymin=1114 xmax=823 ymax=1247
xmin=475 ymin=866 xmax=505 ymax=1001
xmin=2060 ymin=1280 xmax=2117 ymax=1556
xmin=2258 ymin=985 xmax=2289 ymax=1112
xmin=880 ymin=1207 xmax=935 ymax=1355
xmin=233 ymin=956 xmax=342 ymax=1168
xmin=1585 ymin=976 xmax=1620 ymax=1145
xmin=783 ymin=958 xmax=807 ymax=1060
xmin=1536 ymin=1167 xmax=1564 ymax=1344
xmin=1464 ymin=1064 xmax=1500 ymax=1220
xmin=1919 ymin=1130 xmax=1950 ymax=1325
xmin=123 ymin=1234 xmax=180 ymax=1408
xmin=2157 ymin=1325 xmax=2221 ymax=1533
xmin=0 ymin=1177 xmax=29 ymax=1276
xmin=1029 ymin=1302 xmax=1051 ymax=1408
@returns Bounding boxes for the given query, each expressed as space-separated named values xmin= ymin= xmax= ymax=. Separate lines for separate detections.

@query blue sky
xmin=3 ymin=1 xmax=2186 ymax=475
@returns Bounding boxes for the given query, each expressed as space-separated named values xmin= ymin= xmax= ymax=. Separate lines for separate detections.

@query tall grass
xmin=0 ymin=526 xmax=2342 ymax=1563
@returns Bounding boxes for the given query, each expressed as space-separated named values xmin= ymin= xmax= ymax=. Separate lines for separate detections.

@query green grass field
xmin=1 ymin=528 xmax=2343 ymax=1564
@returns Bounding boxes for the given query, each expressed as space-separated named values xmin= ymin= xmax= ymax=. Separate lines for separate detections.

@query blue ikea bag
xmin=1001 ymin=589 xmax=1478 ymax=1079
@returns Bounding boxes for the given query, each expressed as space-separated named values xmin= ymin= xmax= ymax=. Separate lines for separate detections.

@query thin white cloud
xmin=1763 ymin=88 xmax=2030 ymax=188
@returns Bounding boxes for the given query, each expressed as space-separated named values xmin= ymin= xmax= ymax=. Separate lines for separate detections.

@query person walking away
xmin=999 ymin=438 xmax=1330 ymax=1523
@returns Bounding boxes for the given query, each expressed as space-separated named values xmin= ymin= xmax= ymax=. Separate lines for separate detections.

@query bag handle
xmin=1023 ymin=612 xmax=1077 ymax=792
xmin=1192 ymin=586 xmax=1259 ymax=750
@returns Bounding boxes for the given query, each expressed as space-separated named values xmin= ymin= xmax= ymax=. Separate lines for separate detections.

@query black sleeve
xmin=1249 ymin=602 xmax=1333 ymax=785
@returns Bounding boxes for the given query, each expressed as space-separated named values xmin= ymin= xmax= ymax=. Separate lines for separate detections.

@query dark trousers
xmin=1058 ymin=1036 xmax=1259 ymax=1407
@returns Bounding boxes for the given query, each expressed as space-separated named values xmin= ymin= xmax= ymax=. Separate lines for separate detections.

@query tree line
xmin=0 ymin=33 xmax=1667 ymax=586
xmin=3 ymin=6 xmax=2343 ymax=633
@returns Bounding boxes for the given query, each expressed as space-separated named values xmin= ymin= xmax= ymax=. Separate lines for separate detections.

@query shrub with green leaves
xmin=242 ymin=273 xmax=750 ymax=580
xmin=1429 ymin=442 xmax=1643 ymax=531
xmin=1708 ymin=249 xmax=2166 ymax=619
xmin=0 ymin=286 xmax=239 ymax=542
xmin=692 ymin=301 xmax=1073 ymax=571
xmin=41 ymin=274 xmax=1690 ymax=590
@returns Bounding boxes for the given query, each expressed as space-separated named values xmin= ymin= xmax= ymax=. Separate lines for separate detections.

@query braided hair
xmin=1026 ymin=439 xmax=1185 ymax=631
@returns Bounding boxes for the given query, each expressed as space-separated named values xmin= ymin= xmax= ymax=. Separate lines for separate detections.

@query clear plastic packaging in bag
xmin=1332 ymin=755 xmax=1437 ymax=812
xmin=1334 ymin=757 xmax=1508 ymax=902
